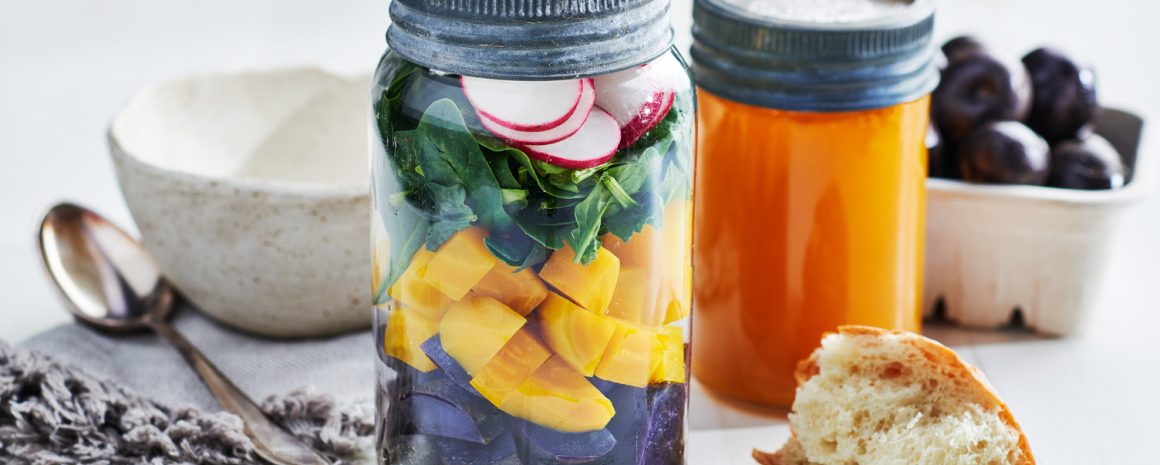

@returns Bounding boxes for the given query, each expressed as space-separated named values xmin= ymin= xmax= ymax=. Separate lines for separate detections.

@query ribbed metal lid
xmin=691 ymin=0 xmax=938 ymax=112
xmin=387 ymin=0 xmax=675 ymax=80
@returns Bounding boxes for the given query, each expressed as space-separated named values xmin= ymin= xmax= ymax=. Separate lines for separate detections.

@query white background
xmin=2 ymin=0 xmax=1159 ymax=463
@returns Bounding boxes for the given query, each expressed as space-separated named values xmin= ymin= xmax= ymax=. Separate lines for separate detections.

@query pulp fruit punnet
xmin=462 ymin=76 xmax=587 ymax=131
xmin=496 ymin=356 xmax=616 ymax=433
xmin=472 ymin=263 xmax=550 ymax=316
xmin=478 ymin=79 xmax=596 ymax=146
xmin=384 ymin=306 xmax=440 ymax=372
xmin=389 ymin=248 xmax=452 ymax=322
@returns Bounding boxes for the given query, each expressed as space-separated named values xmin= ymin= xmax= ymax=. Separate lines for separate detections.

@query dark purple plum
xmin=932 ymin=51 xmax=1032 ymax=142
xmin=639 ymin=383 xmax=687 ymax=465
xmin=941 ymin=35 xmax=985 ymax=66
xmin=957 ymin=121 xmax=1050 ymax=185
xmin=404 ymin=379 xmax=505 ymax=444
xmin=437 ymin=430 xmax=520 ymax=465
xmin=1048 ymin=134 xmax=1125 ymax=190
xmin=385 ymin=434 xmax=444 ymax=465
xmin=513 ymin=421 xmax=616 ymax=464
xmin=420 ymin=336 xmax=482 ymax=397
xmin=1022 ymin=47 xmax=1099 ymax=144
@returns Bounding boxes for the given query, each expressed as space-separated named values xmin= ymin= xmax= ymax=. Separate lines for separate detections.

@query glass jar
xmin=369 ymin=0 xmax=695 ymax=463
xmin=690 ymin=0 xmax=938 ymax=408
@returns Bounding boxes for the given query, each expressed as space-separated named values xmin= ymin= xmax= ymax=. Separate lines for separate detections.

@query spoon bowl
xmin=38 ymin=202 xmax=174 ymax=332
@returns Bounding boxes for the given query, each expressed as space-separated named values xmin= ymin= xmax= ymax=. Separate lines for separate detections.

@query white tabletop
xmin=2 ymin=1 xmax=1159 ymax=463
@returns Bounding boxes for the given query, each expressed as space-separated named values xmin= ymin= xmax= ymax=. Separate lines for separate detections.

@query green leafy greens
xmin=372 ymin=65 xmax=692 ymax=286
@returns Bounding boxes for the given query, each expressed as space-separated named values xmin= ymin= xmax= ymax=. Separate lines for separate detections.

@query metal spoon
xmin=37 ymin=202 xmax=331 ymax=465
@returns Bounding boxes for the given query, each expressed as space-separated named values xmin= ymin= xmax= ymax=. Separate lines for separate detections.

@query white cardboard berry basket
xmin=923 ymin=108 xmax=1152 ymax=335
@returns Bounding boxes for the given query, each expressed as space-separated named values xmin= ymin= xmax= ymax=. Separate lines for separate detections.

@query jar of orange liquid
xmin=689 ymin=0 xmax=938 ymax=408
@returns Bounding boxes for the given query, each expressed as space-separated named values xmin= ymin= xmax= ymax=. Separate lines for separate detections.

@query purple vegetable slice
xmin=404 ymin=378 xmax=505 ymax=444
xmin=437 ymin=430 xmax=521 ymax=465
xmin=385 ymin=434 xmax=444 ymax=465
xmin=513 ymin=420 xmax=617 ymax=464
xmin=639 ymin=382 xmax=687 ymax=465
xmin=421 ymin=335 xmax=482 ymax=397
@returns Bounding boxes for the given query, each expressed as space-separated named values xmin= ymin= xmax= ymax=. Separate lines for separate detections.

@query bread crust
xmin=757 ymin=325 xmax=1035 ymax=465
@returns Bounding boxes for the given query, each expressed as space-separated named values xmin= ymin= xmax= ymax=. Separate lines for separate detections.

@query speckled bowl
xmin=109 ymin=67 xmax=371 ymax=338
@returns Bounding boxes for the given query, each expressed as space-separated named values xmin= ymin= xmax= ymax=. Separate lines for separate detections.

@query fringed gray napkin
xmin=1 ymin=310 xmax=377 ymax=464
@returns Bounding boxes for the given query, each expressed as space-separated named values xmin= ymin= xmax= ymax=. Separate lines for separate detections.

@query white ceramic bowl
xmin=109 ymin=67 xmax=371 ymax=338
xmin=924 ymin=108 xmax=1152 ymax=335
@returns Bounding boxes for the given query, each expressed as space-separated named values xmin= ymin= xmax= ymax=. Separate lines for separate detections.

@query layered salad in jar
xmin=370 ymin=51 xmax=694 ymax=465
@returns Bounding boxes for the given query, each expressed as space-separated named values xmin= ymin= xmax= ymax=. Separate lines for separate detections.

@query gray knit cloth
xmin=0 ymin=310 xmax=378 ymax=464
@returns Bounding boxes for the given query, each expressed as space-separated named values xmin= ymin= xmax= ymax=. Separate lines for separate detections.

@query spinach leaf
xmin=425 ymin=184 xmax=475 ymax=249
xmin=413 ymin=99 xmax=514 ymax=237
xmin=566 ymin=175 xmax=616 ymax=263
xmin=605 ymin=190 xmax=663 ymax=242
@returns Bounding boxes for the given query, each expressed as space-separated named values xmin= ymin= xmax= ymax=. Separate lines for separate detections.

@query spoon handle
xmin=149 ymin=321 xmax=332 ymax=465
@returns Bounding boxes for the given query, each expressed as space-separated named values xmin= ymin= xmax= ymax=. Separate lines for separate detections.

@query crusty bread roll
xmin=753 ymin=326 xmax=1034 ymax=465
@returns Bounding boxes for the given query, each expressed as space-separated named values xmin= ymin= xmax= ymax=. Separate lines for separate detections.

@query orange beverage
xmin=692 ymin=91 xmax=929 ymax=407
xmin=689 ymin=0 xmax=937 ymax=407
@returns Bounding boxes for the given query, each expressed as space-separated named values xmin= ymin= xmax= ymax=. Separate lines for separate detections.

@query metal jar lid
xmin=691 ymin=0 xmax=938 ymax=112
xmin=387 ymin=0 xmax=675 ymax=80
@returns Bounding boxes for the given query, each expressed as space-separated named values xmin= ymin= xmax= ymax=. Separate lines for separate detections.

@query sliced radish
xmin=479 ymin=79 xmax=595 ymax=145
xmin=593 ymin=61 xmax=679 ymax=147
xmin=462 ymin=76 xmax=585 ymax=131
xmin=520 ymin=108 xmax=622 ymax=169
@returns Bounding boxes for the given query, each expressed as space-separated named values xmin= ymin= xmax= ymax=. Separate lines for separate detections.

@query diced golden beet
xmin=498 ymin=356 xmax=615 ymax=432
xmin=660 ymin=199 xmax=693 ymax=323
xmin=473 ymin=263 xmax=549 ymax=316
xmin=384 ymin=307 xmax=439 ymax=372
xmin=539 ymin=244 xmax=620 ymax=315
xmin=538 ymin=293 xmax=619 ymax=376
xmin=438 ymin=295 xmax=526 ymax=375
xmin=471 ymin=329 xmax=552 ymax=406
xmin=423 ymin=227 xmax=498 ymax=300
xmin=388 ymin=249 xmax=452 ymax=322
xmin=601 ymin=225 xmax=661 ymax=268
xmin=371 ymin=213 xmax=391 ymax=297
xmin=595 ymin=320 xmax=659 ymax=388
xmin=606 ymin=266 xmax=663 ymax=326
xmin=651 ymin=325 xmax=687 ymax=383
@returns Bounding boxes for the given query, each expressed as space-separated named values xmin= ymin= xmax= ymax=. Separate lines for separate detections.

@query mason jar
xmin=690 ymin=0 xmax=938 ymax=408
xmin=369 ymin=0 xmax=696 ymax=462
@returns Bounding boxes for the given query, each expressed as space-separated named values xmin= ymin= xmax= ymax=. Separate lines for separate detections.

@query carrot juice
xmin=692 ymin=91 xmax=930 ymax=407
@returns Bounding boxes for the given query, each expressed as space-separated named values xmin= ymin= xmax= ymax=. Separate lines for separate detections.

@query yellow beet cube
xmin=606 ymin=266 xmax=663 ymax=326
xmin=473 ymin=263 xmax=549 ymax=316
xmin=471 ymin=329 xmax=552 ymax=406
xmin=538 ymin=293 xmax=619 ymax=376
xmin=539 ymin=244 xmax=620 ymax=315
xmin=660 ymin=200 xmax=693 ymax=323
xmin=601 ymin=225 xmax=661 ymax=268
xmin=384 ymin=306 xmax=439 ymax=372
xmin=438 ymin=295 xmax=526 ymax=375
xmin=498 ymin=356 xmax=615 ymax=432
xmin=595 ymin=320 xmax=659 ymax=388
xmin=651 ymin=325 xmax=687 ymax=383
xmin=388 ymin=249 xmax=452 ymax=322
xmin=423 ymin=227 xmax=498 ymax=300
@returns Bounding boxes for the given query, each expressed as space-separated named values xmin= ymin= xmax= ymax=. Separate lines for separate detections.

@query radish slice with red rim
xmin=520 ymin=108 xmax=622 ymax=169
xmin=479 ymin=79 xmax=595 ymax=145
xmin=462 ymin=76 xmax=586 ymax=131
xmin=594 ymin=61 xmax=680 ymax=147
